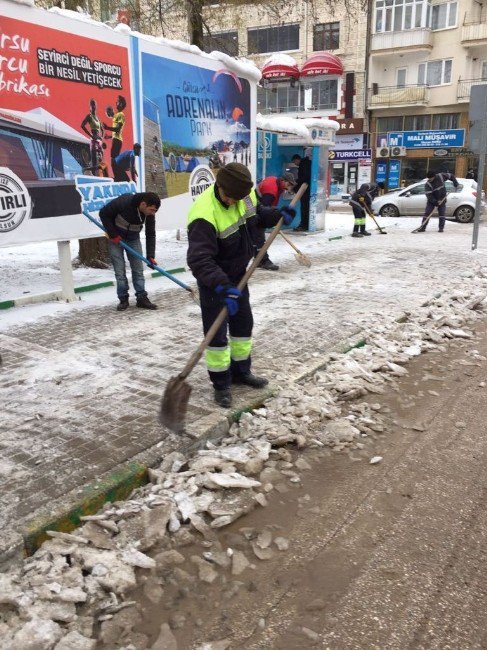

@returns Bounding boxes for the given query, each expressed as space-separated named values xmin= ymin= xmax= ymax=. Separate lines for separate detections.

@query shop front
xmin=328 ymin=148 xmax=372 ymax=198
xmin=374 ymin=123 xmax=470 ymax=189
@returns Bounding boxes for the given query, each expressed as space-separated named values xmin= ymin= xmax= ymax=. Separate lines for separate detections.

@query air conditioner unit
xmin=390 ymin=146 xmax=407 ymax=157
xmin=376 ymin=147 xmax=390 ymax=158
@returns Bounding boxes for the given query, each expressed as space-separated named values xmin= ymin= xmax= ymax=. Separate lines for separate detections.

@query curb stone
xmin=0 ymin=267 xmax=188 ymax=310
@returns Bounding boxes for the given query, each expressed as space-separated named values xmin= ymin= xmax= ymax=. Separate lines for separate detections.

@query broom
xmin=159 ymin=183 xmax=309 ymax=434
xmin=363 ymin=204 xmax=387 ymax=234
xmin=411 ymin=196 xmax=447 ymax=233
xmin=83 ymin=210 xmax=198 ymax=302
xmin=279 ymin=230 xmax=312 ymax=267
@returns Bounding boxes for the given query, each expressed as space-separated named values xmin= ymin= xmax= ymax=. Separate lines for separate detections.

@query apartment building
xmin=368 ymin=0 xmax=487 ymax=188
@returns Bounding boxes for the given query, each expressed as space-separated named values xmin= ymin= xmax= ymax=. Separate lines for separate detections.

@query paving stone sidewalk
xmin=1 ymin=228 xmax=485 ymax=562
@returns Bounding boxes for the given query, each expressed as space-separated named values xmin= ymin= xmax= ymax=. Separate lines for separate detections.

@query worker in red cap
xmin=187 ymin=163 xmax=295 ymax=408
xmin=255 ymin=172 xmax=297 ymax=270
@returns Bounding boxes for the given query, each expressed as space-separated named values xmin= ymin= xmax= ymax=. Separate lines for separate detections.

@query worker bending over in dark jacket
xmin=100 ymin=192 xmax=161 ymax=311
xmin=415 ymin=170 xmax=459 ymax=233
xmin=349 ymin=182 xmax=380 ymax=238
xmin=187 ymin=163 xmax=295 ymax=408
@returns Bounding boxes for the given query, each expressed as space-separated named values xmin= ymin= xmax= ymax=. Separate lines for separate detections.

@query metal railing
xmin=457 ymin=78 xmax=487 ymax=100
xmin=368 ymin=84 xmax=429 ymax=107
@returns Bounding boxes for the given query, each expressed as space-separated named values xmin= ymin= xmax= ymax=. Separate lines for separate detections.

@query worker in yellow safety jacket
xmin=187 ymin=163 xmax=295 ymax=407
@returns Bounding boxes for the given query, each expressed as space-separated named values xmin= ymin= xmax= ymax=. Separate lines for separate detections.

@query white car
xmin=372 ymin=178 xmax=485 ymax=223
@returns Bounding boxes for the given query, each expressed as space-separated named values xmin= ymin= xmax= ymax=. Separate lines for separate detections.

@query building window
xmin=248 ymin=24 xmax=299 ymax=54
xmin=431 ymin=113 xmax=459 ymax=129
xmin=301 ymin=79 xmax=338 ymax=111
xmin=313 ymin=22 xmax=340 ymax=50
xmin=375 ymin=0 xmax=430 ymax=33
xmin=418 ymin=59 xmax=452 ymax=85
xmin=202 ymin=31 xmax=238 ymax=56
xmin=377 ymin=116 xmax=404 ymax=132
xmin=257 ymin=84 xmax=300 ymax=113
xmin=481 ymin=61 xmax=487 ymax=80
xmin=396 ymin=68 xmax=407 ymax=87
xmin=431 ymin=2 xmax=457 ymax=29
xmin=404 ymin=114 xmax=431 ymax=130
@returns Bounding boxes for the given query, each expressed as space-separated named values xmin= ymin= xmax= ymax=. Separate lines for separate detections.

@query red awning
xmin=262 ymin=60 xmax=300 ymax=81
xmin=300 ymin=52 xmax=343 ymax=77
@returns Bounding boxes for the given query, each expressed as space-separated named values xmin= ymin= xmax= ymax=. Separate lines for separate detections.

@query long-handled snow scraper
xmin=364 ymin=204 xmax=387 ymax=234
xmin=159 ymin=183 xmax=309 ymax=434
xmin=83 ymin=210 xmax=198 ymax=302
xmin=411 ymin=196 xmax=447 ymax=233
xmin=278 ymin=230 xmax=312 ymax=267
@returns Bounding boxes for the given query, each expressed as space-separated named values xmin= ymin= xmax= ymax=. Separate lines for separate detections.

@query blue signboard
xmin=387 ymin=130 xmax=464 ymax=149
xmin=388 ymin=160 xmax=401 ymax=189
xmin=376 ymin=162 xmax=387 ymax=184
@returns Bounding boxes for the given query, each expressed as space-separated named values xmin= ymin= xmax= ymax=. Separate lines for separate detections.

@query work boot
xmin=233 ymin=373 xmax=269 ymax=389
xmin=214 ymin=388 xmax=232 ymax=408
xmin=360 ymin=230 xmax=372 ymax=236
xmin=117 ymin=298 xmax=129 ymax=311
xmin=351 ymin=232 xmax=363 ymax=238
xmin=259 ymin=259 xmax=279 ymax=271
xmin=414 ymin=227 xmax=426 ymax=233
xmin=136 ymin=295 xmax=158 ymax=310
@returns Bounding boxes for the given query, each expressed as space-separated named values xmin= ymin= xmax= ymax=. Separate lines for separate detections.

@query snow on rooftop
xmin=256 ymin=114 xmax=310 ymax=137
xmin=302 ymin=117 xmax=340 ymax=131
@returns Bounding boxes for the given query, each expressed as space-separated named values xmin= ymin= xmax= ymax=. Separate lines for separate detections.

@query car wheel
xmin=379 ymin=204 xmax=400 ymax=218
xmin=454 ymin=206 xmax=474 ymax=223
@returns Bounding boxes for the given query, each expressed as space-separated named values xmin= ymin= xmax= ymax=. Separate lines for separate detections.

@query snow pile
xmin=263 ymin=53 xmax=298 ymax=68
xmin=1 ymin=270 xmax=486 ymax=646
xmin=256 ymin=113 xmax=310 ymax=138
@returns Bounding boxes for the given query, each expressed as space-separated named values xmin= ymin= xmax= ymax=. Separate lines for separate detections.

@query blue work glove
xmin=215 ymin=284 xmax=242 ymax=316
xmin=280 ymin=206 xmax=296 ymax=225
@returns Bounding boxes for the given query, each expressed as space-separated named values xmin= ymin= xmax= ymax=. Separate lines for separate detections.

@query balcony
xmin=457 ymin=78 xmax=487 ymax=102
xmin=368 ymin=84 xmax=429 ymax=109
xmin=462 ymin=10 xmax=487 ymax=46
xmin=371 ymin=28 xmax=433 ymax=55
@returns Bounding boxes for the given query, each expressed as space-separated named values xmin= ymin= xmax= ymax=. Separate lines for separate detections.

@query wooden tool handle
xmin=279 ymin=230 xmax=301 ymax=253
xmin=179 ymin=183 xmax=309 ymax=380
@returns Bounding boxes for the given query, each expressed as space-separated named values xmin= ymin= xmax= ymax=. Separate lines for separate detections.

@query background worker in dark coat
xmin=349 ymin=182 xmax=380 ymax=237
xmin=294 ymin=148 xmax=312 ymax=231
xmin=187 ymin=163 xmax=295 ymax=408
xmin=100 ymin=192 xmax=161 ymax=311
xmin=416 ymin=170 xmax=459 ymax=232
xmin=254 ymin=172 xmax=297 ymax=271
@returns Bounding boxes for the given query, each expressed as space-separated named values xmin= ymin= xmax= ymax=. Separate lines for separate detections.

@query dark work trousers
xmin=352 ymin=205 xmax=367 ymax=232
xmin=422 ymin=201 xmax=446 ymax=231
xmin=198 ymin=282 xmax=253 ymax=390
xmin=252 ymin=226 xmax=271 ymax=265
xmin=299 ymin=189 xmax=310 ymax=229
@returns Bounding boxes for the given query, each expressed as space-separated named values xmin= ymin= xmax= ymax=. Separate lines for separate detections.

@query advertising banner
xmin=388 ymin=160 xmax=401 ymax=189
xmin=140 ymin=43 xmax=252 ymax=213
xmin=0 ymin=7 xmax=137 ymax=245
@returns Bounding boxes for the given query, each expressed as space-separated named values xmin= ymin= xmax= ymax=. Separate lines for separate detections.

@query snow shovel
xmin=83 ymin=210 xmax=198 ymax=302
xmin=364 ymin=204 xmax=387 ymax=234
xmin=159 ymin=183 xmax=309 ymax=434
xmin=412 ymin=196 xmax=447 ymax=233
xmin=279 ymin=230 xmax=312 ymax=267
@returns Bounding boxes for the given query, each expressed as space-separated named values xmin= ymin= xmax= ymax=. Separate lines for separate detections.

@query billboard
xmin=0 ymin=1 xmax=258 ymax=246
xmin=139 ymin=43 xmax=252 ymax=213
xmin=0 ymin=5 xmax=137 ymax=245
xmin=387 ymin=130 xmax=465 ymax=149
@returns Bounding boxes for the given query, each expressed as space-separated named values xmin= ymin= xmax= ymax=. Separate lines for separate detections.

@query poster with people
xmin=0 ymin=4 xmax=135 ymax=244
xmin=140 ymin=44 xmax=252 ymax=203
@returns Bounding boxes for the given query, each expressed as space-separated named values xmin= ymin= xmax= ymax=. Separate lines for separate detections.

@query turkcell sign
xmin=387 ymin=130 xmax=465 ymax=149
xmin=328 ymin=149 xmax=372 ymax=162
